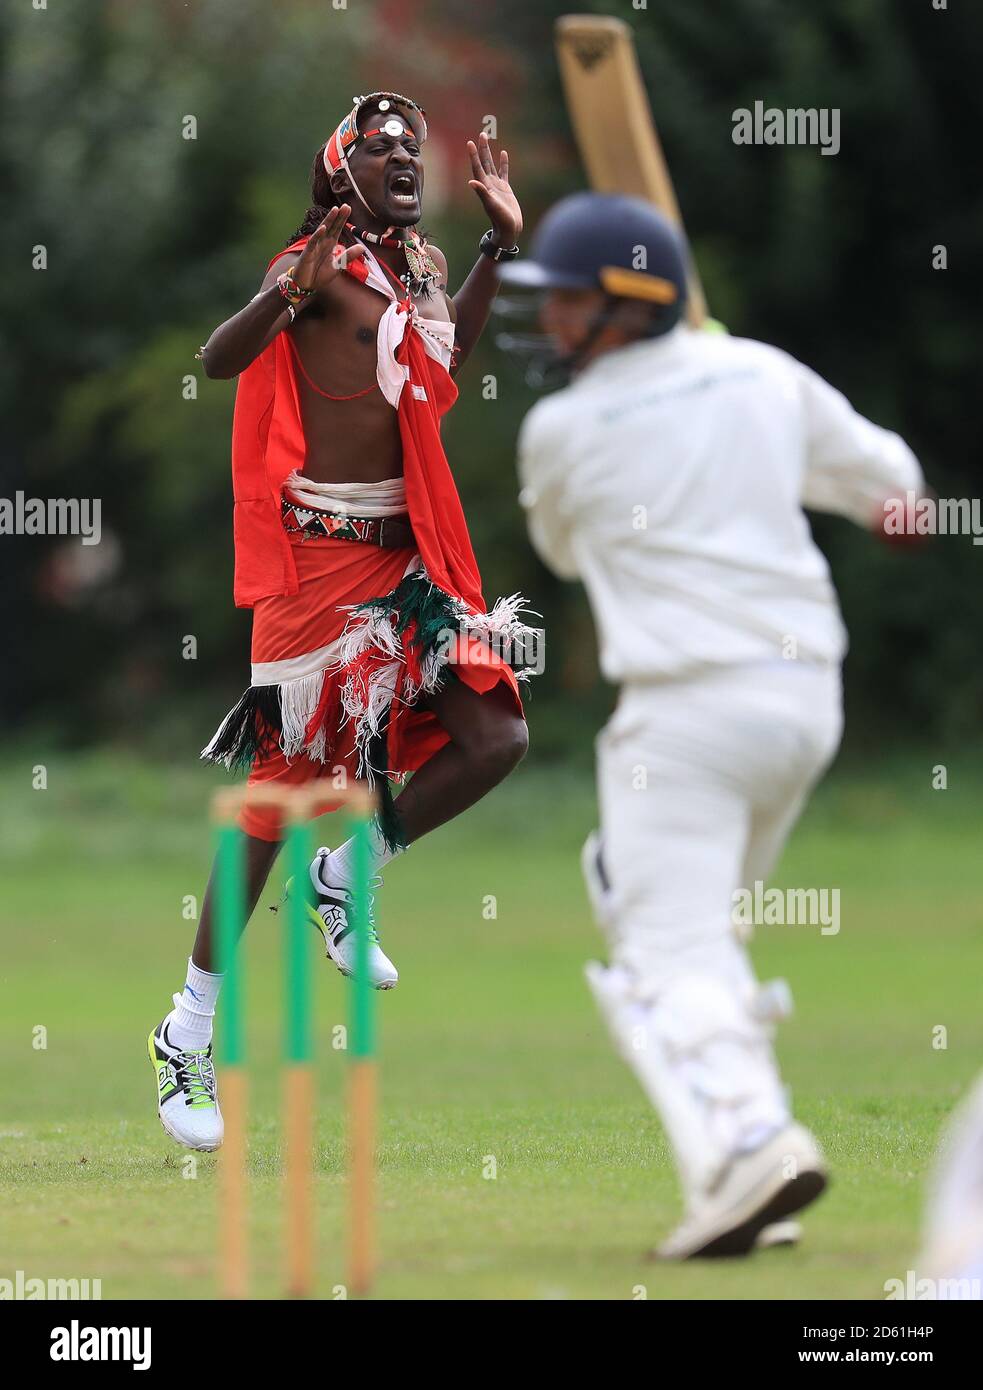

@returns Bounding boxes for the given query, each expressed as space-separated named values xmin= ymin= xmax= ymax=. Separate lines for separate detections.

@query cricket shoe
xmin=148 ymin=1016 xmax=223 ymax=1152
xmin=653 ymin=1123 xmax=826 ymax=1260
xmin=300 ymin=847 xmax=398 ymax=989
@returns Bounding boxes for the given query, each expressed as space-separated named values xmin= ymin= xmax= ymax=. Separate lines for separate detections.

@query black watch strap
xmin=479 ymin=229 xmax=520 ymax=262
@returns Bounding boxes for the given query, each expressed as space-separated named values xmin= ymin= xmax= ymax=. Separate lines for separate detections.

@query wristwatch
xmin=479 ymin=229 xmax=520 ymax=262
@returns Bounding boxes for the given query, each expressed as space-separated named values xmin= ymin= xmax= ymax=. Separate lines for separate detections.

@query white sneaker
xmin=654 ymin=1123 xmax=827 ymax=1260
xmin=308 ymin=848 xmax=399 ymax=990
xmin=148 ymin=1017 xmax=223 ymax=1151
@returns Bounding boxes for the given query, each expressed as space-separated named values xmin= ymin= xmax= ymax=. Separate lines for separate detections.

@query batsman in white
xmin=498 ymin=192 xmax=925 ymax=1259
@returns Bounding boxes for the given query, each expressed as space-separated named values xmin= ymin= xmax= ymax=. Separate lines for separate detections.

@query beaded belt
xmin=281 ymin=497 xmax=415 ymax=549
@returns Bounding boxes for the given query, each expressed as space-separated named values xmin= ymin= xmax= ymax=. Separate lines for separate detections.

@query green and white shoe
xmin=272 ymin=848 xmax=399 ymax=989
xmin=309 ymin=847 xmax=399 ymax=990
xmin=275 ymin=851 xmax=399 ymax=989
xmin=148 ymin=1017 xmax=224 ymax=1152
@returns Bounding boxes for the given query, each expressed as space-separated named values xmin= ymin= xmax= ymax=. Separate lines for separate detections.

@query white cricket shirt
xmin=517 ymin=327 xmax=923 ymax=682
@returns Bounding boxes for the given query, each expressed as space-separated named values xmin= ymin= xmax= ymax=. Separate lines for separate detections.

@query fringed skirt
xmin=202 ymin=535 xmax=536 ymax=848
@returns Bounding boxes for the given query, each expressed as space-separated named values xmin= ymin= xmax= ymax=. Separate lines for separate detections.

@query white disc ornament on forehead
xmin=382 ymin=118 xmax=406 ymax=137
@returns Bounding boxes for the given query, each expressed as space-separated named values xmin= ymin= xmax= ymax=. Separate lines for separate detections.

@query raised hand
xmin=293 ymin=204 xmax=366 ymax=293
xmin=467 ymin=133 xmax=522 ymax=249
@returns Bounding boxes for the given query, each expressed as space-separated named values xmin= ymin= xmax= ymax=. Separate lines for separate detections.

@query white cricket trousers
xmin=596 ymin=660 xmax=844 ymax=997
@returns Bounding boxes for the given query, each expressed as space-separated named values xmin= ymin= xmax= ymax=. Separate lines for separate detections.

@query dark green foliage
xmin=3 ymin=0 xmax=978 ymax=751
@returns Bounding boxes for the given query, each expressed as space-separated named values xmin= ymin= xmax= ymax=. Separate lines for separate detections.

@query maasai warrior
xmin=149 ymin=94 xmax=535 ymax=1151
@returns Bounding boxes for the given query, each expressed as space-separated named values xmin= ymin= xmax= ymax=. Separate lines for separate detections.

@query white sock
xmin=321 ymin=822 xmax=401 ymax=889
xmin=168 ymin=959 xmax=223 ymax=1050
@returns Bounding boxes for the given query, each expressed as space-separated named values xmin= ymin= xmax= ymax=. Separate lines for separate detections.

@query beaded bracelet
xmin=276 ymin=267 xmax=315 ymax=308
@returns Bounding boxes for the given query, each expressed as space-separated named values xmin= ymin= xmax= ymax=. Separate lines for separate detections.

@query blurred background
xmin=2 ymin=0 xmax=982 ymax=1301
xmin=1 ymin=0 xmax=980 ymax=755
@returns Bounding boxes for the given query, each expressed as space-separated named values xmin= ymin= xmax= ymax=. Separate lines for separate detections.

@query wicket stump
xmin=211 ymin=780 xmax=378 ymax=1299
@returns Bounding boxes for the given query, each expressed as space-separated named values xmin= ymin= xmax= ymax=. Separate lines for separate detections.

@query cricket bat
xmin=555 ymin=14 xmax=708 ymax=327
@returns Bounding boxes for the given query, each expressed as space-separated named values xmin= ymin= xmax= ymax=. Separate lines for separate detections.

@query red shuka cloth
xmin=219 ymin=237 xmax=524 ymax=845
xmin=230 ymin=236 xmax=487 ymax=615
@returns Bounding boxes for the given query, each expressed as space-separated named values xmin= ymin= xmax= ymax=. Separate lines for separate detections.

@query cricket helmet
xmin=499 ymin=190 xmax=688 ymax=328
xmin=494 ymin=192 xmax=689 ymax=387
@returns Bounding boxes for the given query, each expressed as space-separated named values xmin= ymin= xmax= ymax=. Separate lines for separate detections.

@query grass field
xmin=1 ymin=748 xmax=980 ymax=1300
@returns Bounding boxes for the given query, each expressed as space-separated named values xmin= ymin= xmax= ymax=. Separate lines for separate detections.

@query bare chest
xmin=289 ymin=271 xmax=450 ymax=391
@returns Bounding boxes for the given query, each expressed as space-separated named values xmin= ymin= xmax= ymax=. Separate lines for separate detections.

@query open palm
xmin=467 ymin=132 xmax=522 ymax=248
xmin=294 ymin=204 xmax=365 ymax=292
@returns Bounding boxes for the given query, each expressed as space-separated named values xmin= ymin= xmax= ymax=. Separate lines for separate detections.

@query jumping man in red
xmin=148 ymin=94 xmax=535 ymax=1151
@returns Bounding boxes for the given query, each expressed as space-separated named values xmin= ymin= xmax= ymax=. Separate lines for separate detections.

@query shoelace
xmin=275 ymin=873 xmax=385 ymax=946
xmin=174 ymin=1050 xmax=217 ymax=1109
xmin=365 ymin=875 xmax=383 ymax=941
xmin=320 ymin=876 xmax=384 ymax=944
xmin=344 ymin=875 xmax=383 ymax=944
